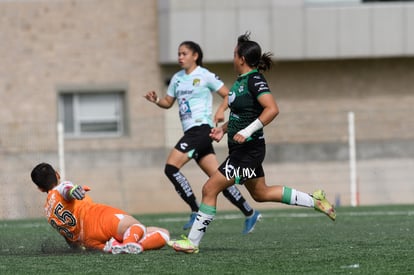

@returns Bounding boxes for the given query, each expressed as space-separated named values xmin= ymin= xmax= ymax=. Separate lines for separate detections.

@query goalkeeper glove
xmin=69 ymin=185 xmax=86 ymax=200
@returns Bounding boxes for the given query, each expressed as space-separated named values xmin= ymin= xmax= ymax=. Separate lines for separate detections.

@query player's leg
xmin=115 ymin=215 xmax=145 ymax=240
xmin=165 ymin=148 xmax=199 ymax=213
xmin=105 ymin=215 xmax=170 ymax=254
xmin=165 ymin=148 xmax=199 ymax=230
xmin=122 ymin=222 xmax=146 ymax=244
xmin=139 ymin=226 xmax=170 ymax=250
xmin=170 ymin=170 xmax=232 ymax=253
xmin=109 ymin=214 xmax=145 ymax=254
xmin=197 ymin=153 xmax=260 ymax=234
xmin=165 ymin=129 xmax=209 ymax=230
xmin=244 ymin=177 xmax=336 ymax=221
xmin=100 ymin=213 xmax=145 ymax=254
xmin=86 ymin=206 xmax=144 ymax=254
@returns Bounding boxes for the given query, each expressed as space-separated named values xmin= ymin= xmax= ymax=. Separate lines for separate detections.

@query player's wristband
xmin=155 ymin=97 xmax=160 ymax=104
xmin=237 ymin=118 xmax=263 ymax=139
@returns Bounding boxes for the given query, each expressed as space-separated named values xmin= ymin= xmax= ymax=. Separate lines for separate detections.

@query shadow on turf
xmin=0 ymin=237 xmax=101 ymax=256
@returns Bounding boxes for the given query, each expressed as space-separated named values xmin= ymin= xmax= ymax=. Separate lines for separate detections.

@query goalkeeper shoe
xmin=169 ymin=235 xmax=199 ymax=254
xmin=103 ymin=237 xmax=118 ymax=253
xmin=312 ymin=190 xmax=336 ymax=221
xmin=112 ymin=242 xmax=143 ymax=255
xmin=104 ymin=238 xmax=142 ymax=254
xmin=183 ymin=212 xmax=197 ymax=230
xmin=242 ymin=210 xmax=262 ymax=234
xmin=123 ymin=243 xmax=143 ymax=254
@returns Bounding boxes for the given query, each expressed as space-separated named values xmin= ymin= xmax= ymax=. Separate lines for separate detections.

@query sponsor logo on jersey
xmin=193 ymin=78 xmax=200 ymax=87
xmin=258 ymin=85 xmax=269 ymax=92
xmin=179 ymin=98 xmax=192 ymax=120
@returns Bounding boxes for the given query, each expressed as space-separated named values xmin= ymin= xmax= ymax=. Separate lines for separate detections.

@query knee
xmin=201 ymin=181 xmax=221 ymax=198
xmin=164 ymin=164 xmax=178 ymax=177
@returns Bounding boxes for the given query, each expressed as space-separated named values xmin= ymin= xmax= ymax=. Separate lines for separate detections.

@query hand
xmin=233 ymin=132 xmax=247 ymax=144
xmin=69 ymin=185 xmax=86 ymax=200
xmin=144 ymin=91 xmax=159 ymax=104
xmin=210 ymin=127 xmax=224 ymax=142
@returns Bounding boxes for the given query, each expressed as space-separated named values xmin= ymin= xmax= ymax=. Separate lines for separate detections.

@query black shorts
xmin=174 ymin=124 xmax=215 ymax=162
xmin=218 ymin=140 xmax=265 ymax=185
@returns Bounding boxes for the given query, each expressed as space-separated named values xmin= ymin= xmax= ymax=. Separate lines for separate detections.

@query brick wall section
xmin=1 ymin=1 xmax=413 ymax=219
xmin=0 ymin=0 xmax=165 ymax=152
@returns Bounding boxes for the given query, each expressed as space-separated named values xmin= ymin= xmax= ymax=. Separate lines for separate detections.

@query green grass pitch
xmin=1 ymin=205 xmax=413 ymax=274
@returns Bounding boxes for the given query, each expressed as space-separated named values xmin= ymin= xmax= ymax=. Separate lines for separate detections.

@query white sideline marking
xmin=0 ymin=222 xmax=47 ymax=229
xmin=1 ymin=210 xmax=412 ymax=228
xmin=159 ymin=210 xmax=414 ymax=223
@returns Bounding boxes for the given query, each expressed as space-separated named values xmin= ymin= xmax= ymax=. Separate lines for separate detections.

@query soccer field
xmin=1 ymin=205 xmax=413 ymax=274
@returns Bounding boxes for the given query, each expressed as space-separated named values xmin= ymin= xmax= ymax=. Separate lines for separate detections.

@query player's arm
xmin=59 ymin=182 xmax=90 ymax=201
xmin=234 ymin=76 xmax=279 ymax=143
xmin=249 ymin=74 xmax=279 ymax=126
xmin=64 ymin=237 xmax=84 ymax=251
xmin=144 ymin=91 xmax=175 ymax=109
xmin=256 ymin=93 xmax=279 ymax=126
xmin=214 ymin=85 xmax=229 ymax=125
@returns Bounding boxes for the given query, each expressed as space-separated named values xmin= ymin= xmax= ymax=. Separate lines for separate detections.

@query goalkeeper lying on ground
xmin=30 ymin=162 xmax=170 ymax=254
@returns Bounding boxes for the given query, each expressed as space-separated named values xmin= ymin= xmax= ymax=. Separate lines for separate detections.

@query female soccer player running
xmin=169 ymin=33 xmax=336 ymax=253
xmin=144 ymin=41 xmax=261 ymax=234
xmin=31 ymin=162 xmax=169 ymax=254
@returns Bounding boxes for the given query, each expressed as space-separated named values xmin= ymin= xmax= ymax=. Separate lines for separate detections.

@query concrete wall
xmin=158 ymin=0 xmax=414 ymax=62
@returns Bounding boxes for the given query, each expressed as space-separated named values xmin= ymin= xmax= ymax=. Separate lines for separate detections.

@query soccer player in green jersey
xmin=169 ymin=33 xmax=336 ymax=254
xmin=144 ymin=41 xmax=261 ymax=234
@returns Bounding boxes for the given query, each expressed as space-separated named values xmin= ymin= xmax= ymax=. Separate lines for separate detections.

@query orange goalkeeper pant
xmin=82 ymin=204 xmax=129 ymax=250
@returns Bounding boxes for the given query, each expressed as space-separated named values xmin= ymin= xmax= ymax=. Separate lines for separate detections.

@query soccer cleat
xmin=242 ymin=210 xmax=262 ymax=234
xmin=111 ymin=242 xmax=126 ymax=254
xmin=312 ymin=190 xmax=336 ymax=221
xmin=183 ymin=212 xmax=197 ymax=230
xmin=112 ymin=242 xmax=143 ymax=255
xmin=103 ymin=237 xmax=119 ymax=253
xmin=170 ymin=235 xmax=199 ymax=254
xmin=104 ymin=237 xmax=143 ymax=254
xmin=123 ymin=243 xmax=143 ymax=254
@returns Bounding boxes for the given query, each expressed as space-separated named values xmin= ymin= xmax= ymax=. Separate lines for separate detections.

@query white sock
xmin=291 ymin=189 xmax=314 ymax=207
xmin=188 ymin=211 xmax=214 ymax=246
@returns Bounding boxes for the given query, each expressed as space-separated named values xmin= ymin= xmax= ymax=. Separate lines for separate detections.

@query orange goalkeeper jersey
xmin=44 ymin=181 xmax=127 ymax=250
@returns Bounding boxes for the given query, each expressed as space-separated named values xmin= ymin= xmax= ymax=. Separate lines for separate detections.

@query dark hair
xmin=179 ymin=41 xmax=203 ymax=66
xmin=236 ymin=32 xmax=273 ymax=72
xmin=31 ymin=163 xmax=58 ymax=191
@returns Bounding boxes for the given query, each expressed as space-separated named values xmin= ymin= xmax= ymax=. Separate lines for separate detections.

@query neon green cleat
xmin=312 ymin=190 xmax=336 ymax=221
xmin=169 ymin=235 xmax=199 ymax=254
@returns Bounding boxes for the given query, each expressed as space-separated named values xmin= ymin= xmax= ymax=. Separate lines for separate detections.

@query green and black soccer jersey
xmin=227 ymin=69 xmax=271 ymax=147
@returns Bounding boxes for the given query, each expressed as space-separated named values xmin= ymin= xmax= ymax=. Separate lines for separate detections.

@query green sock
xmin=281 ymin=186 xmax=292 ymax=204
xmin=281 ymin=187 xmax=314 ymax=207
xmin=199 ymin=203 xmax=216 ymax=215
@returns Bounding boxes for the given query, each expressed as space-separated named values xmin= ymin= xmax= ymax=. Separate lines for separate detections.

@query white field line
xmin=159 ymin=210 xmax=414 ymax=223
xmin=0 ymin=222 xmax=47 ymax=229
